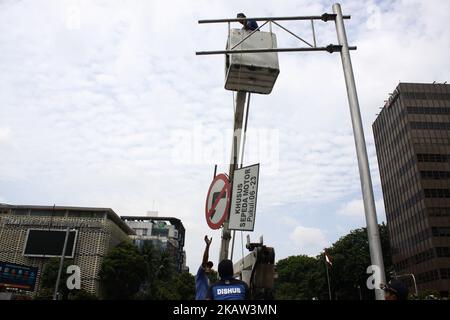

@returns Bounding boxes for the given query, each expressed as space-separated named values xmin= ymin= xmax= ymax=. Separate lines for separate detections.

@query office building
xmin=373 ymin=82 xmax=450 ymax=296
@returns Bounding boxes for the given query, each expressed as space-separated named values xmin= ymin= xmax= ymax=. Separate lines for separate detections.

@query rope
xmin=240 ymin=93 xmax=251 ymax=169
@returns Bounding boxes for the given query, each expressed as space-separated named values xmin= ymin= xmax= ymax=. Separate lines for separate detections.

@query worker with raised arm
xmin=195 ymin=235 xmax=214 ymax=300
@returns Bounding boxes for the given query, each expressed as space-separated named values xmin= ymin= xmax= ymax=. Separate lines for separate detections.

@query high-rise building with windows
xmin=373 ymin=82 xmax=450 ymax=296
xmin=121 ymin=216 xmax=187 ymax=272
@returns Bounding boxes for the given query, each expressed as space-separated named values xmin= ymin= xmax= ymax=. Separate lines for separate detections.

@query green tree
xmin=135 ymin=241 xmax=178 ymax=299
xmin=274 ymin=255 xmax=325 ymax=300
xmin=99 ymin=241 xmax=147 ymax=299
xmin=68 ymin=289 xmax=98 ymax=300
xmin=173 ymin=272 xmax=196 ymax=300
xmin=274 ymin=224 xmax=392 ymax=300
xmin=418 ymin=289 xmax=440 ymax=300
xmin=151 ymin=271 xmax=196 ymax=300
xmin=100 ymin=240 xmax=200 ymax=300
xmin=320 ymin=223 xmax=392 ymax=300
xmin=34 ymin=287 xmax=54 ymax=300
xmin=207 ymin=269 xmax=218 ymax=284
xmin=38 ymin=257 xmax=74 ymax=300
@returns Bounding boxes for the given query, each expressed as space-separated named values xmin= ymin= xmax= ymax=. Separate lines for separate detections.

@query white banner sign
xmin=229 ymin=164 xmax=259 ymax=231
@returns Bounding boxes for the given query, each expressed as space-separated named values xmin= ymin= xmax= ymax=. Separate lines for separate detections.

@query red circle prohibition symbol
xmin=205 ymin=174 xmax=231 ymax=230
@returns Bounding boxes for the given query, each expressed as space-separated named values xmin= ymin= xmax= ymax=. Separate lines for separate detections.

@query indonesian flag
xmin=325 ymin=250 xmax=332 ymax=267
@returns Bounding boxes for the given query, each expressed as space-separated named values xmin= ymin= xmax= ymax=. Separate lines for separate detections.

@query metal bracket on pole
xmin=197 ymin=13 xmax=354 ymax=57
xmin=271 ymin=20 xmax=314 ymax=48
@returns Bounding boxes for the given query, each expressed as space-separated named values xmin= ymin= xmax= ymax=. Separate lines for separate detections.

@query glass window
xmin=12 ymin=209 xmax=29 ymax=216
xmin=30 ymin=210 xmax=53 ymax=217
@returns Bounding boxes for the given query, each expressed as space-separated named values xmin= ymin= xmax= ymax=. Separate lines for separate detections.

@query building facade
xmin=373 ymin=83 xmax=450 ymax=296
xmin=121 ymin=216 xmax=187 ymax=272
xmin=0 ymin=204 xmax=134 ymax=297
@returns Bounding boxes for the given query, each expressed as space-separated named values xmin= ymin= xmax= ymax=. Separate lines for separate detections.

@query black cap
xmin=383 ymin=279 xmax=409 ymax=300
xmin=206 ymin=261 xmax=213 ymax=268
xmin=218 ymin=259 xmax=234 ymax=279
xmin=237 ymin=13 xmax=246 ymax=18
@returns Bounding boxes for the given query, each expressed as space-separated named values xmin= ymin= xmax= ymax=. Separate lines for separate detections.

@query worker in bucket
xmin=195 ymin=235 xmax=214 ymax=300
xmin=206 ymin=259 xmax=249 ymax=300
xmin=237 ymin=13 xmax=259 ymax=31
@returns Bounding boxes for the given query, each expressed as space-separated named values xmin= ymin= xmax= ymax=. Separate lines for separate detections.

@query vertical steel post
xmin=333 ymin=3 xmax=386 ymax=300
xmin=311 ymin=20 xmax=317 ymax=47
xmin=219 ymin=91 xmax=247 ymax=264
xmin=53 ymin=227 xmax=70 ymax=300
xmin=230 ymin=92 xmax=251 ymax=262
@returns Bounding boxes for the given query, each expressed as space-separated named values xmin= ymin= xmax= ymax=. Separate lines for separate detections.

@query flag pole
xmin=324 ymin=251 xmax=332 ymax=301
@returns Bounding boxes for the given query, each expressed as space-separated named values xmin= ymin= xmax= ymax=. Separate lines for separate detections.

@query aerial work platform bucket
xmin=225 ymin=29 xmax=280 ymax=94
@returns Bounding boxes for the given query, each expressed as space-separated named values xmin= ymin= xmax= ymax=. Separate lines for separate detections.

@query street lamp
xmin=391 ymin=273 xmax=418 ymax=297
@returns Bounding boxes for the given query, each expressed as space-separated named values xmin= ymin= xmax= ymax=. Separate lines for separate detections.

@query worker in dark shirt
xmin=237 ymin=13 xmax=259 ymax=31
xmin=206 ymin=259 xmax=249 ymax=300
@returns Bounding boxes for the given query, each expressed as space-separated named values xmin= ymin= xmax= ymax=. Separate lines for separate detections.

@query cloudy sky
xmin=0 ymin=0 xmax=449 ymax=272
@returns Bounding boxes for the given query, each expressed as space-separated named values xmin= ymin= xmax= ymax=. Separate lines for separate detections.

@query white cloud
xmin=280 ymin=216 xmax=299 ymax=226
xmin=0 ymin=127 xmax=11 ymax=145
xmin=338 ymin=199 xmax=365 ymax=218
xmin=289 ymin=225 xmax=328 ymax=256
xmin=338 ymin=198 xmax=387 ymax=223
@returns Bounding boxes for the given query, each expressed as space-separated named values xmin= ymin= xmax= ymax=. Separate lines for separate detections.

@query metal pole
xmin=230 ymin=92 xmax=251 ymax=262
xmin=198 ymin=14 xmax=351 ymax=24
xmin=230 ymin=91 xmax=252 ymax=262
xmin=333 ymin=3 xmax=386 ymax=300
xmin=53 ymin=227 xmax=70 ymax=300
xmin=240 ymin=93 xmax=251 ymax=169
xmin=219 ymin=91 xmax=247 ymax=264
xmin=196 ymin=45 xmax=357 ymax=55
xmin=324 ymin=256 xmax=332 ymax=300
xmin=230 ymin=230 xmax=236 ymax=261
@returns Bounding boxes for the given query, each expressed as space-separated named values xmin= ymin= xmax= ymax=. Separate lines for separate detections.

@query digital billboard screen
xmin=23 ymin=229 xmax=78 ymax=258
xmin=0 ymin=261 xmax=38 ymax=291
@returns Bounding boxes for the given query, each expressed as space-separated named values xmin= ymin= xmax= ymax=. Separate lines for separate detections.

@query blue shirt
xmin=207 ymin=278 xmax=249 ymax=300
xmin=195 ymin=266 xmax=209 ymax=300
xmin=245 ymin=19 xmax=259 ymax=31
